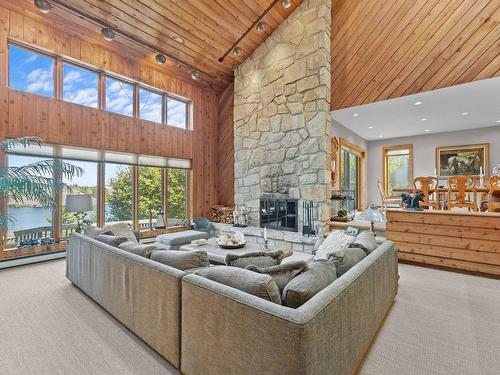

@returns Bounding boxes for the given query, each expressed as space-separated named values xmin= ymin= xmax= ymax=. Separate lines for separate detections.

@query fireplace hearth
xmin=260 ymin=195 xmax=298 ymax=232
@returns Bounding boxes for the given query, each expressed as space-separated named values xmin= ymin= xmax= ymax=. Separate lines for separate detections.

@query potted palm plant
xmin=0 ymin=137 xmax=83 ymax=245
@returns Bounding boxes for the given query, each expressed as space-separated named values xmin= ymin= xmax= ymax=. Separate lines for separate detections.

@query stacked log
xmin=211 ymin=205 xmax=234 ymax=224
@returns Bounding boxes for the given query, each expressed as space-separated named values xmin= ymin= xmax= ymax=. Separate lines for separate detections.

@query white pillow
xmin=103 ymin=222 xmax=137 ymax=243
xmin=314 ymin=230 xmax=355 ymax=260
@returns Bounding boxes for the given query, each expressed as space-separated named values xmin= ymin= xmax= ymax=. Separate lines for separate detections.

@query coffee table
xmin=179 ymin=238 xmax=312 ymax=265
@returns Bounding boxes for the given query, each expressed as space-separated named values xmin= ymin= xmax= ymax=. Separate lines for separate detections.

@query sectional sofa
xmin=66 ymin=232 xmax=398 ymax=375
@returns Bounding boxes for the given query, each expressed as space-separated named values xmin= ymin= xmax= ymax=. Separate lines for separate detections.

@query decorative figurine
xmin=401 ymin=192 xmax=425 ymax=211
xmin=155 ymin=206 xmax=166 ymax=229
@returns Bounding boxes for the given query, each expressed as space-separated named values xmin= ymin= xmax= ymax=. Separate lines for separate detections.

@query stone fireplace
xmin=233 ymin=0 xmax=332 ymax=244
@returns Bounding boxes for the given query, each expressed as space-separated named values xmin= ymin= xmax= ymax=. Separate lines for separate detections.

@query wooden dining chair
xmin=447 ymin=176 xmax=477 ymax=211
xmin=413 ymin=177 xmax=439 ymax=210
xmin=488 ymin=176 xmax=500 ymax=212
xmin=377 ymin=180 xmax=401 ymax=211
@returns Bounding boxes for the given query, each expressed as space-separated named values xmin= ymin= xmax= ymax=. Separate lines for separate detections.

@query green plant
xmin=0 ymin=137 xmax=83 ymax=227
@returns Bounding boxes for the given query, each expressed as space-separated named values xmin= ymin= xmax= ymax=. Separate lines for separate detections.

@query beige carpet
xmin=0 ymin=260 xmax=499 ymax=375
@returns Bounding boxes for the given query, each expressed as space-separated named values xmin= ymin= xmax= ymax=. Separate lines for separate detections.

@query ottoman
xmin=155 ymin=230 xmax=209 ymax=250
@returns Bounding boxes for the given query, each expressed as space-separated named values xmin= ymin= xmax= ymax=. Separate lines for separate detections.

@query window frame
xmin=382 ymin=144 xmax=414 ymax=198
xmin=138 ymin=86 xmax=166 ymax=124
xmin=338 ymin=138 xmax=365 ymax=211
xmin=6 ymin=40 xmax=192 ymax=129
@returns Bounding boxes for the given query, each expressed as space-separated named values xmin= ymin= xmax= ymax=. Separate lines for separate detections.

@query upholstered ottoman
xmin=155 ymin=230 xmax=209 ymax=250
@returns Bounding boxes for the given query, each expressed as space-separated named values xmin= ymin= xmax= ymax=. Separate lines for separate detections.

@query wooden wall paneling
xmin=216 ymin=82 xmax=234 ymax=207
xmin=331 ymin=0 xmax=500 ymax=110
xmin=0 ymin=7 xmax=9 ymax=87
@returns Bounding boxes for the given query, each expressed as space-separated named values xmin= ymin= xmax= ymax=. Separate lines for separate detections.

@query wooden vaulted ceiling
xmin=40 ymin=0 xmax=302 ymax=91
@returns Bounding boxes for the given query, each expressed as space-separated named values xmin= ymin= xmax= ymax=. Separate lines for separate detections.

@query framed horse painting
xmin=436 ymin=144 xmax=489 ymax=177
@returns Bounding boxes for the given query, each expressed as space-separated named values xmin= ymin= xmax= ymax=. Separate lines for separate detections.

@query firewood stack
xmin=210 ymin=205 xmax=234 ymax=224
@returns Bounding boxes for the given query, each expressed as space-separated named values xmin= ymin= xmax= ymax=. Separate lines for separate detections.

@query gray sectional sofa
xmin=67 ymin=232 xmax=398 ymax=375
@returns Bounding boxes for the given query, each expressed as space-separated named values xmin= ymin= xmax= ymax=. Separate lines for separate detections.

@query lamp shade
xmin=65 ymin=194 xmax=93 ymax=213
xmin=358 ymin=204 xmax=386 ymax=223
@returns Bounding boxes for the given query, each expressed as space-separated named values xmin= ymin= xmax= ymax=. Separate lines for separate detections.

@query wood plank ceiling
xmin=331 ymin=0 xmax=500 ymax=110
xmin=39 ymin=0 xmax=303 ymax=91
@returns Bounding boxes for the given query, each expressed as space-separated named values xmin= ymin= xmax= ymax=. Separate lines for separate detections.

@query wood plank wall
xmin=216 ymin=83 xmax=234 ymax=207
xmin=387 ymin=210 xmax=500 ymax=277
xmin=0 ymin=6 xmax=221 ymax=220
xmin=331 ymin=0 xmax=500 ymax=110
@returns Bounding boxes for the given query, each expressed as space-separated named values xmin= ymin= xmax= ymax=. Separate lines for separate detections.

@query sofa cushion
xmin=349 ymin=231 xmax=378 ymax=254
xmin=246 ymin=261 xmax=309 ymax=293
xmin=151 ymin=250 xmax=210 ymax=271
xmin=311 ymin=236 xmax=325 ymax=256
xmin=328 ymin=247 xmax=367 ymax=276
xmin=156 ymin=230 xmax=209 ymax=246
xmin=225 ymin=250 xmax=284 ymax=269
xmin=282 ymin=260 xmax=337 ymax=308
xmin=103 ymin=222 xmax=138 ymax=243
xmin=195 ymin=266 xmax=281 ymax=304
xmin=83 ymin=225 xmax=113 ymax=239
xmin=118 ymin=241 xmax=156 ymax=258
xmin=95 ymin=234 xmax=128 ymax=247
xmin=314 ymin=230 xmax=355 ymax=260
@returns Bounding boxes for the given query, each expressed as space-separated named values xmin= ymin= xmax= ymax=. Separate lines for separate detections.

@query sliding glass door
xmin=340 ymin=147 xmax=360 ymax=212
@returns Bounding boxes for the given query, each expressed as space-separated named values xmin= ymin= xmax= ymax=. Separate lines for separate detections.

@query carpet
xmin=0 ymin=259 xmax=499 ymax=374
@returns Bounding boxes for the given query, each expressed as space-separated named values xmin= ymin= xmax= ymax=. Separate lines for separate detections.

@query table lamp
xmin=65 ymin=194 xmax=93 ymax=233
xmin=357 ymin=204 xmax=386 ymax=236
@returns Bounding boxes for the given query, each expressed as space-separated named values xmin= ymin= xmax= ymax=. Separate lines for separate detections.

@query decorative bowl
xmin=217 ymin=242 xmax=246 ymax=249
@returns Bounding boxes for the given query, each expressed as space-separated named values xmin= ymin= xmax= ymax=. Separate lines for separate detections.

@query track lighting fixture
xmin=256 ymin=21 xmax=266 ymax=33
xmin=281 ymin=0 xmax=292 ymax=9
xmin=155 ymin=53 xmax=167 ymax=65
xmin=101 ymin=27 xmax=115 ymax=42
xmin=233 ymin=47 xmax=242 ymax=56
xmin=34 ymin=0 xmax=51 ymax=13
xmin=191 ymin=70 xmax=199 ymax=80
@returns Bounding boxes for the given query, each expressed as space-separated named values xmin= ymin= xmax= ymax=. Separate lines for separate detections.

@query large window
xmin=167 ymin=169 xmax=188 ymax=225
xmin=383 ymin=145 xmax=413 ymax=197
xmin=138 ymin=166 xmax=163 ymax=228
xmin=105 ymin=76 xmax=134 ymax=117
xmin=104 ymin=163 xmax=134 ymax=225
xmin=167 ymin=97 xmax=188 ymax=129
xmin=7 ymin=42 xmax=191 ymax=128
xmin=8 ymin=44 xmax=55 ymax=98
xmin=63 ymin=63 xmax=99 ymax=108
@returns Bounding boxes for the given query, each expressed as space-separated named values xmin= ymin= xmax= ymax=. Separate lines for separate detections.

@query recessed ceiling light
xmin=256 ymin=21 xmax=266 ymax=33
xmin=368 ymin=126 xmax=374 ymax=129
xmin=34 ymin=0 xmax=51 ymax=13
xmin=155 ymin=53 xmax=166 ymax=65
xmin=101 ymin=27 xmax=115 ymax=42
xmin=461 ymin=112 xmax=469 ymax=115
xmin=378 ymin=135 xmax=383 ymax=138
xmin=191 ymin=70 xmax=199 ymax=80
xmin=353 ymin=113 xmax=359 ymax=117
xmin=414 ymin=101 xmax=422 ymax=106
xmin=281 ymin=0 xmax=292 ymax=8
xmin=233 ymin=47 xmax=242 ymax=56
xmin=172 ymin=36 xmax=184 ymax=44
xmin=425 ymin=129 xmax=431 ymax=132
xmin=496 ymin=120 xmax=500 ymax=123
xmin=421 ymin=118 xmax=427 ymax=121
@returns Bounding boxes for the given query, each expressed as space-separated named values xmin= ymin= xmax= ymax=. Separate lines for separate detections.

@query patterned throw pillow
xmin=328 ymin=247 xmax=366 ymax=277
xmin=349 ymin=231 xmax=378 ymax=254
xmin=246 ymin=261 xmax=309 ymax=293
xmin=314 ymin=230 xmax=355 ymax=260
xmin=103 ymin=222 xmax=138 ymax=243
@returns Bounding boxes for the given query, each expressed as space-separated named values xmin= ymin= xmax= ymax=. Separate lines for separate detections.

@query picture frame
xmin=436 ymin=144 xmax=489 ymax=177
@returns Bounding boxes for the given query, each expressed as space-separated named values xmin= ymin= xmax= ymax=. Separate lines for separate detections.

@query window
xmin=62 ymin=63 xmax=99 ymax=108
xmin=383 ymin=145 xmax=413 ymax=197
xmin=167 ymin=169 xmax=188 ymax=225
xmin=167 ymin=97 xmax=188 ymax=129
xmin=340 ymin=148 xmax=360 ymax=212
xmin=8 ymin=44 xmax=55 ymax=97
xmin=105 ymin=76 xmax=134 ymax=117
xmin=105 ymin=163 xmax=134 ymax=225
xmin=138 ymin=166 xmax=163 ymax=228
xmin=6 ymin=155 xmax=54 ymax=248
xmin=62 ymin=160 xmax=98 ymax=238
xmin=139 ymin=88 xmax=163 ymax=123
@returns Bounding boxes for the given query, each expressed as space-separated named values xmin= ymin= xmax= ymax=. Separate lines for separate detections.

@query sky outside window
xmin=105 ymin=76 xmax=134 ymax=117
xmin=63 ymin=63 xmax=99 ymax=108
xmin=167 ymin=97 xmax=188 ymax=129
xmin=139 ymin=88 xmax=163 ymax=123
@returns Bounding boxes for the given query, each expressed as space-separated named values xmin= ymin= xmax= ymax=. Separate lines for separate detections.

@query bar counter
xmin=386 ymin=209 xmax=500 ymax=277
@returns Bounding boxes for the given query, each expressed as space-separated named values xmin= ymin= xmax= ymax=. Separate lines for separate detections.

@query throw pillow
xmin=314 ymin=230 xmax=355 ymax=260
xmin=225 ymin=250 xmax=284 ymax=268
xmin=312 ymin=236 xmax=325 ymax=256
xmin=282 ymin=259 xmax=337 ymax=308
xmin=349 ymin=231 xmax=377 ymax=254
xmin=151 ymin=250 xmax=210 ymax=271
xmin=195 ymin=266 xmax=281 ymax=304
xmin=246 ymin=261 xmax=309 ymax=293
xmin=83 ymin=225 xmax=113 ymax=239
xmin=118 ymin=241 xmax=156 ymax=258
xmin=103 ymin=222 xmax=138 ymax=243
xmin=96 ymin=234 xmax=128 ymax=247
xmin=328 ymin=247 xmax=366 ymax=277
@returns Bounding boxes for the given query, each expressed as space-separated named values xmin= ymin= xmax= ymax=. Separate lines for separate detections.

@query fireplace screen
xmin=260 ymin=196 xmax=298 ymax=232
